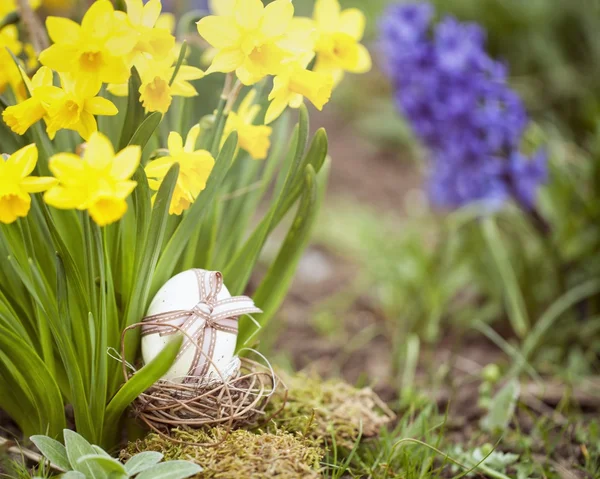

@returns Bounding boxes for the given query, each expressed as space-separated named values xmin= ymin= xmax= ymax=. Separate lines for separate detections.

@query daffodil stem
xmin=224 ymin=80 xmax=243 ymax=114
xmin=210 ymin=73 xmax=234 ymax=156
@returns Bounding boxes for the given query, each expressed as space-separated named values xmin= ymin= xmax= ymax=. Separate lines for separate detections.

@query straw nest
xmin=120 ymin=325 xmax=285 ymax=447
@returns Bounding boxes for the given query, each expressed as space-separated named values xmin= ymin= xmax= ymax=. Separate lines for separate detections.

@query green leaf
xmin=169 ymin=42 xmax=188 ymax=86
xmin=151 ymin=132 xmax=238 ymax=294
xmin=128 ymin=112 xmax=163 ymax=149
xmin=224 ymin=125 xmax=328 ymax=297
xmin=103 ymin=335 xmax=183 ymax=440
xmin=64 ymin=430 xmax=106 ymax=479
xmin=77 ymin=455 xmax=127 ymax=475
xmin=30 ymin=435 xmax=71 ymax=471
xmin=125 ymin=452 xmax=164 ymax=475
xmin=92 ymin=446 xmax=111 ymax=458
xmin=238 ymin=164 xmax=320 ymax=347
xmin=481 ymin=379 xmax=520 ymax=433
xmin=118 ymin=67 xmax=145 ymax=149
xmin=509 ymin=278 xmax=600 ymax=377
xmin=121 ymin=162 xmax=180 ymax=360
xmin=135 ymin=461 xmax=202 ymax=479
xmin=61 ymin=472 xmax=87 ymax=479
xmin=481 ymin=217 xmax=529 ymax=337
xmin=0 ymin=329 xmax=65 ymax=436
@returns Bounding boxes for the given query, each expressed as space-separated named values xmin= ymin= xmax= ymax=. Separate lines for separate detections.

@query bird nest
xmin=119 ymin=324 xmax=285 ymax=447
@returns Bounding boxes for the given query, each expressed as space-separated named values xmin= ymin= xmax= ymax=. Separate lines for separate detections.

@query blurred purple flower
xmin=380 ymin=2 xmax=547 ymax=211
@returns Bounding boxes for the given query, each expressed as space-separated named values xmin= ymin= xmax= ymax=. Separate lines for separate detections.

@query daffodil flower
xmin=0 ymin=26 xmax=24 ymax=94
xmin=124 ymin=0 xmax=175 ymax=62
xmin=145 ymin=126 xmax=215 ymax=215
xmin=311 ymin=0 xmax=372 ymax=85
xmin=44 ymin=132 xmax=141 ymax=226
xmin=197 ymin=0 xmax=313 ymax=85
xmin=108 ymin=53 xmax=204 ymax=114
xmin=39 ymin=0 xmax=138 ymax=91
xmin=265 ymin=64 xmax=333 ymax=125
xmin=2 ymin=67 xmax=54 ymax=135
xmin=36 ymin=73 xmax=118 ymax=140
xmin=224 ymin=90 xmax=272 ymax=160
xmin=0 ymin=144 xmax=56 ymax=224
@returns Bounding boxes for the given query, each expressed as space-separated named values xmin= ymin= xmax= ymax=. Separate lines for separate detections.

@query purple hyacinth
xmin=380 ymin=3 xmax=547 ymax=211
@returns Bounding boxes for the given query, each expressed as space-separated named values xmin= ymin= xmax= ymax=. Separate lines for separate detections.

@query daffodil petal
xmin=48 ymin=153 xmax=84 ymax=183
xmin=9 ymin=144 xmax=38 ymax=178
xmin=81 ymin=0 xmax=113 ymax=33
xmin=338 ymin=8 xmax=366 ymax=40
xmin=85 ymin=97 xmax=118 ymax=116
xmin=85 ymin=131 xmax=114 ymax=169
xmin=31 ymin=66 xmax=54 ymax=89
xmin=235 ymin=0 xmax=263 ymax=30
xmin=206 ymin=49 xmax=244 ymax=74
xmin=261 ymin=0 xmax=294 ymax=37
xmin=265 ymin=94 xmax=289 ymax=125
xmin=46 ymin=16 xmax=80 ymax=44
xmin=125 ymin=0 xmax=143 ymax=24
xmin=44 ymin=185 xmax=85 ymax=209
xmin=39 ymin=44 xmax=77 ymax=72
xmin=20 ymin=176 xmax=57 ymax=193
xmin=142 ymin=0 xmax=162 ymax=27
xmin=197 ymin=16 xmax=241 ymax=49
xmin=76 ymin=112 xmax=97 ymax=141
xmin=111 ymin=145 xmax=141 ymax=180
xmin=168 ymin=131 xmax=183 ymax=154
xmin=350 ymin=43 xmax=372 ymax=73
xmin=184 ymin=125 xmax=201 ymax=152
xmin=314 ymin=0 xmax=340 ymax=32
xmin=145 ymin=157 xmax=175 ymax=178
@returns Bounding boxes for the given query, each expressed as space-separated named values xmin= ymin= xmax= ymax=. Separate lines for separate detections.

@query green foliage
xmin=0 ymin=23 xmax=329 ymax=453
xmin=30 ymin=430 xmax=201 ymax=479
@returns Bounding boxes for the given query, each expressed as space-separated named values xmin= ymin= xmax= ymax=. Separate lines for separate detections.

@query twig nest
xmin=141 ymin=269 xmax=262 ymax=383
xmin=132 ymin=357 xmax=280 ymax=437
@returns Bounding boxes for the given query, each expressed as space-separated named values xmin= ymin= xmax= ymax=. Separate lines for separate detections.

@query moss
xmin=267 ymin=372 xmax=394 ymax=450
xmin=122 ymin=427 xmax=323 ymax=479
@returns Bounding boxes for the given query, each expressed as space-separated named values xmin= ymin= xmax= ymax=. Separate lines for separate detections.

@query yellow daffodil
xmin=197 ymin=0 xmax=313 ymax=85
xmin=39 ymin=0 xmax=138 ymax=91
xmin=145 ymin=126 xmax=215 ymax=215
xmin=44 ymin=132 xmax=141 ymax=226
xmin=108 ymin=53 xmax=204 ymax=114
xmin=0 ymin=26 xmax=23 ymax=94
xmin=311 ymin=0 xmax=371 ymax=85
xmin=36 ymin=74 xmax=118 ymax=140
xmin=265 ymin=64 xmax=333 ymax=125
xmin=124 ymin=0 xmax=175 ymax=61
xmin=0 ymin=144 xmax=56 ymax=224
xmin=2 ymin=67 xmax=54 ymax=135
xmin=224 ymin=90 xmax=272 ymax=160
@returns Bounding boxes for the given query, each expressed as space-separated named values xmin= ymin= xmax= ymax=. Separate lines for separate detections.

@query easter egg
xmin=141 ymin=269 xmax=261 ymax=384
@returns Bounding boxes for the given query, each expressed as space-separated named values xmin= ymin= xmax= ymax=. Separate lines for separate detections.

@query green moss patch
xmin=122 ymin=427 xmax=323 ymax=479
xmin=267 ymin=372 xmax=395 ymax=450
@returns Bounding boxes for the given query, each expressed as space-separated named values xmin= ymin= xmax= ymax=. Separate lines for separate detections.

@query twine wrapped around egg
xmin=117 ymin=269 xmax=287 ymax=447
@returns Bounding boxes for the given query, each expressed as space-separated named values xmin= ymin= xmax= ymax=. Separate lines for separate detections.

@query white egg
xmin=141 ymin=269 xmax=259 ymax=384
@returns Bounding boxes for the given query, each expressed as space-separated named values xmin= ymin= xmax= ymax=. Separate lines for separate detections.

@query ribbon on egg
xmin=141 ymin=269 xmax=262 ymax=380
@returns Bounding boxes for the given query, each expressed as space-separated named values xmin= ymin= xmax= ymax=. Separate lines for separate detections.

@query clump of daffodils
xmin=1 ymin=0 xmax=371 ymax=226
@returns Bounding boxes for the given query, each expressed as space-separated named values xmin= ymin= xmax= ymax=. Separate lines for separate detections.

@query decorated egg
xmin=141 ymin=269 xmax=262 ymax=383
